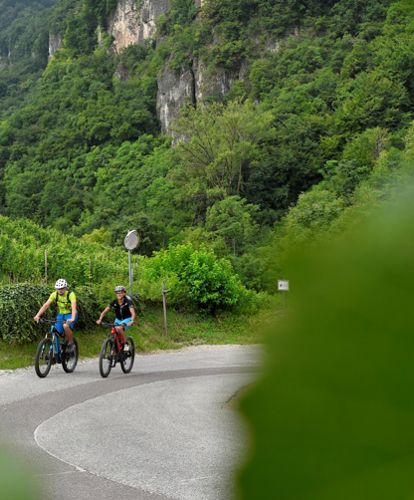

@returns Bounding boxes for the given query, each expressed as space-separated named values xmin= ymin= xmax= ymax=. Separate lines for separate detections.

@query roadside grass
xmin=0 ymin=300 xmax=281 ymax=370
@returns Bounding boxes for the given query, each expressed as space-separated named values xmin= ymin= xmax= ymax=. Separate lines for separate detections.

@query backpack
xmin=52 ymin=290 xmax=74 ymax=310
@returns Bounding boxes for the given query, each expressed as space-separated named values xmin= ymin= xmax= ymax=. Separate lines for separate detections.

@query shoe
xmin=68 ymin=343 xmax=76 ymax=354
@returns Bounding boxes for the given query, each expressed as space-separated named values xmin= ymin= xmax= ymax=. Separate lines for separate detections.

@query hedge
xmin=0 ymin=283 xmax=98 ymax=344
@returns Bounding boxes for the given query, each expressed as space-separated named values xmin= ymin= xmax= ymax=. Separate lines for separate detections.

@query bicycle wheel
xmin=62 ymin=339 xmax=79 ymax=373
xmin=99 ymin=338 xmax=113 ymax=378
xmin=120 ymin=336 xmax=135 ymax=374
xmin=35 ymin=339 xmax=53 ymax=378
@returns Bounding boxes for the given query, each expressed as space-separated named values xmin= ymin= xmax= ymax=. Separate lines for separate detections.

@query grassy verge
xmin=0 ymin=300 xmax=281 ymax=370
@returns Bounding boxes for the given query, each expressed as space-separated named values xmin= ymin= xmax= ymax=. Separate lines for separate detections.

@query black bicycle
xmin=34 ymin=319 xmax=79 ymax=378
xmin=98 ymin=322 xmax=135 ymax=378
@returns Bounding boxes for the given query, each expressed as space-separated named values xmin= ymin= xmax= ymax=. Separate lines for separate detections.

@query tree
xmin=205 ymin=196 xmax=259 ymax=255
xmin=172 ymin=99 xmax=274 ymax=224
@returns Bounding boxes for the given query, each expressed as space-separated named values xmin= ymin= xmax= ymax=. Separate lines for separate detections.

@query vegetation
xmin=0 ymin=283 xmax=98 ymax=343
xmin=238 ymin=181 xmax=414 ymax=500
xmin=137 ymin=243 xmax=253 ymax=312
xmin=1 ymin=4 xmax=414 ymax=496
xmin=0 ymin=217 xmax=256 ymax=344
xmin=0 ymin=0 xmax=413 ymax=342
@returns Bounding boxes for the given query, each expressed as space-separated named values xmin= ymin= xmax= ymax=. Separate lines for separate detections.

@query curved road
xmin=0 ymin=345 xmax=260 ymax=500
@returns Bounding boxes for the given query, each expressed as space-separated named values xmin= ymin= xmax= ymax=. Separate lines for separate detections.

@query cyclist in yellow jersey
xmin=34 ymin=278 xmax=78 ymax=351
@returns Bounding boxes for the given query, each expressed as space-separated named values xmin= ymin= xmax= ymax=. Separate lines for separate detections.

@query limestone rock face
xmin=48 ymin=33 xmax=62 ymax=60
xmin=109 ymin=0 xmax=248 ymax=135
xmin=157 ymin=64 xmax=195 ymax=135
xmin=157 ymin=58 xmax=239 ymax=134
xmin=109 ymin=0 xmax=169 ymax=53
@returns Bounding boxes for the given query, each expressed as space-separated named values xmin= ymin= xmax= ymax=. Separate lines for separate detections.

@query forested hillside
xmin=0 ymin=0 xmax=413 ymax=294
xmin=2 ymin=2 xmax=413 ymax=495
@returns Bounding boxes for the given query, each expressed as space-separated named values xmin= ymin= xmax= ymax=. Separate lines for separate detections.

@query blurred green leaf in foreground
xmin=0 ymin=447 xmax=41 ymax=500
xmin=238 ymin=184 xmax=414 ymax=499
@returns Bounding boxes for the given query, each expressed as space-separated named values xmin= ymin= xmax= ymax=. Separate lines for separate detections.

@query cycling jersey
xmin=109 ymin=296 xmax=134 ymax=320
xmin=49 ymin=290 xmax=76 ymax=315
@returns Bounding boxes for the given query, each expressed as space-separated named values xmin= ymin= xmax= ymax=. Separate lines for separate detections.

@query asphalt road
xmin=0 ymin=345 xmax=260 ymax=500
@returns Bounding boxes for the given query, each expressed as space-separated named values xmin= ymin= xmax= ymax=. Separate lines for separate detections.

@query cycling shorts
xmin=56 ymin=313 xmax=78 ymax=335
xmin=114 ymin=317 xmax=132 ymax=330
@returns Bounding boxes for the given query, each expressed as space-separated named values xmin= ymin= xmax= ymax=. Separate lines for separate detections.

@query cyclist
xmin=34 ymin=278 xmax=78 ymax=352
xmin=96 ymin=285 xmax=135 ymax=345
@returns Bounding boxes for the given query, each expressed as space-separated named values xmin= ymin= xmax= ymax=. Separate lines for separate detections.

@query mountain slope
xmin=0 ymin=0 xmax=413 ymax=289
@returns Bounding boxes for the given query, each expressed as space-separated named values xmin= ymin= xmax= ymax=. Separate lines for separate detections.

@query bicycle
xmin=34 ymin=319 xmax=79 ymax=378
xmin=98 ymin=322 xmax=135 ymax=378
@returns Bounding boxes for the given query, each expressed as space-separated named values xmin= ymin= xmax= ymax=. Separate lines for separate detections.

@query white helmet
xmin=55 ymin=278 xmax=68 ymax=289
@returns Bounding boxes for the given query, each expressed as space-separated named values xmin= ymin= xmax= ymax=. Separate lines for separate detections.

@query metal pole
xmin=128 ymin=250 xmax=133 ymax=296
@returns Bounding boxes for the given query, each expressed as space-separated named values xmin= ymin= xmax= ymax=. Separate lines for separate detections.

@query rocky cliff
xmin=109 ymin=0 xmax=170 ymax=52
xmin=157 ymin=58 xmax=242 ymax=134
xmin=107 ymin=0 xmax=247 ymax=134
xmin=109 ymin=0 xmax=239 ymax=134
xmin=48 ymin=33 xmax=62 ymax=60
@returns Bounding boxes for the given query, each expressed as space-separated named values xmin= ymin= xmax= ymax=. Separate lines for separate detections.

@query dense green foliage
xmin=0 ymin=0 xmax=413 ymax=303
xmin=0 ymin=283 xmax=99 ymax=343
xmin=0 ymin=284 xmax=49 ymax=343
xmin=0 ymin=216 xmax=249 ymax=340
xmin=138 ymin=244 xmax=252 ymax=311
xmin=238 ymin=183 xmax=414 ymax=499
xmin=0 ymin=215 xmax=125 ymax=285
xmin=3 ymin=0 xmax=414 ymax=493
xmin=0 ymin=0 xmax=56 ymax=115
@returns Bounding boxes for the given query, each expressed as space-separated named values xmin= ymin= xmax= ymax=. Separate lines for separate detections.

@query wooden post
xmin=162 ymin=281 xmax=170 ymax=335
xmin=44 ymin=250 xmax=48 ymax=280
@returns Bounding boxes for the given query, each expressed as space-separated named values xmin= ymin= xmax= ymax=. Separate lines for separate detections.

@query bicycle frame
xmin=40 ymin=319 xmax=66 ymax=363
xmin=98 ymin=321 xmax=135 ymax=377
xmin=35 ymin=319 xmax=78 ymax=378
xmin=102 ymin=322 xmax=124 ymax=355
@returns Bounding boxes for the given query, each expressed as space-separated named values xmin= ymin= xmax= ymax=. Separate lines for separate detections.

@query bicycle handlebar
xmin=38 ymin=318 xmax=65 ymax=324
xmin=99 ymin=321 xmax=134 ymax=327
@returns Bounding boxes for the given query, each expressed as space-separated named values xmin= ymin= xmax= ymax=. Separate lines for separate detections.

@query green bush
xmin=74 ymin=285 xmax=100 ymax=329
xmin=0 ymin=284 xmax=50 ymax=343
xmin=139 ymin=244 xmax=250 ymax=312
xmin=0 ymin=283 xmax=99 ymax=344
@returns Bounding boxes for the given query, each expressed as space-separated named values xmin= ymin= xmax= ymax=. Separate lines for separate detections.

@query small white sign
xmin=278 ymin=280 xmax=289 ymax=291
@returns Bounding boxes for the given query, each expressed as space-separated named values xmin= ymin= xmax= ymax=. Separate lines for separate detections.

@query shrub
xmin=74 ymin=285 xmax=100 ymax=329
xmin=0 ymin=284 xmax=50 ymax=343
xmin=0 ymin=283 xmax=99 ymax=344
xmin=139 ymin=244 xmax=249 ymax=312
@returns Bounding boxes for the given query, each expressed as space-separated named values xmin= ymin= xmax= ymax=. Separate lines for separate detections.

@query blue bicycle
xmin=34 ymin=319 xmax=79 ymax=378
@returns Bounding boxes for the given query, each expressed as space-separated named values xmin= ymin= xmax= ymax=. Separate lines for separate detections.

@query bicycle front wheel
xmin=35 ymin=338 xmax=53 ymax=378
xmin=120 ymin=336 xmax=135 ymax=374
xmin=99 ymin=338 xmax=113 ymax=378
xmin=62 ymin=339 xmax=79 ymax=373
